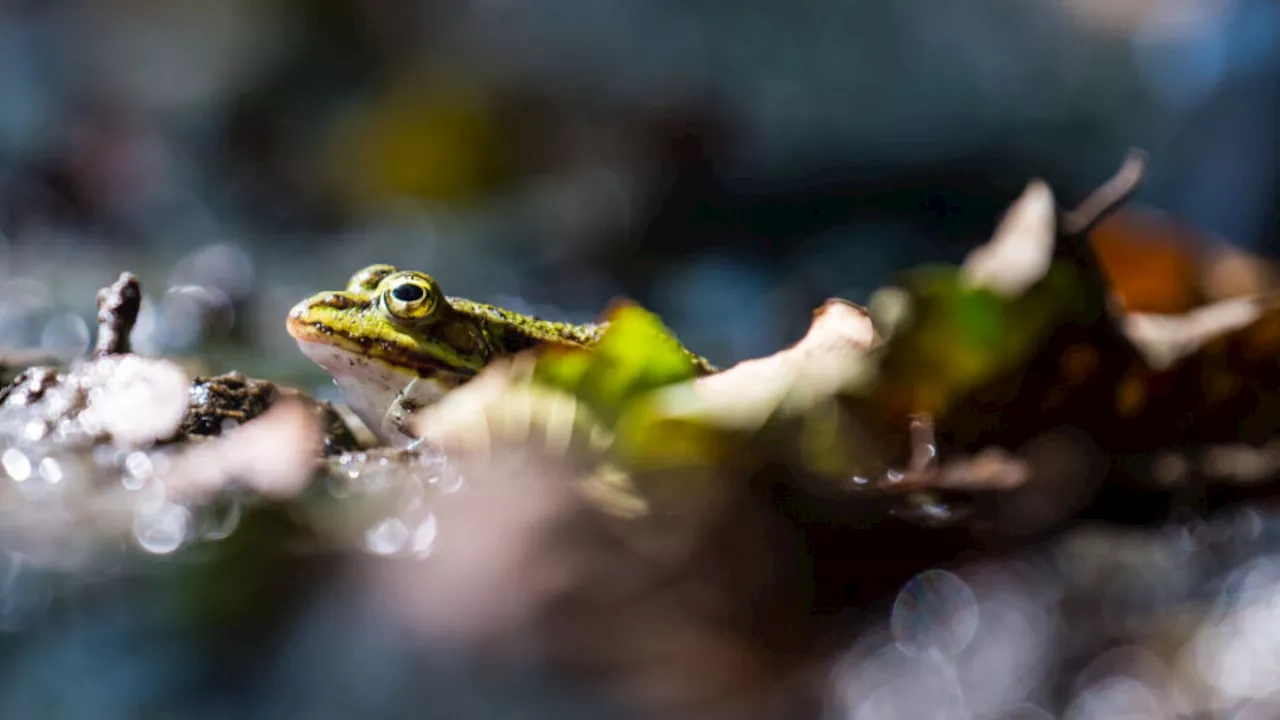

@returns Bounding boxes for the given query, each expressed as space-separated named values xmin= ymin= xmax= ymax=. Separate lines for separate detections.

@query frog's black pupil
xmin=392 ymin=283 xmax=425 ymax=303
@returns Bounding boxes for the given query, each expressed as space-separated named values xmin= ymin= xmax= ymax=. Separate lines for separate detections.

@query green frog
xmin=287 ymin=264 xmax=713 ymax=444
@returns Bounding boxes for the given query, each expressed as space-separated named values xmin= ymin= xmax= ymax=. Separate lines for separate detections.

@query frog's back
xmin=448 ymin=296 xmax=715 ymax=374
xmin=447 ymin=297 xmax=606 ymax=354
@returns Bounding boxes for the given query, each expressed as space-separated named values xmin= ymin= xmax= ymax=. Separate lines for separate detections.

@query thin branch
xmin=93 ymin=272 xmax=141 ymax=357
xmin=1059 ymin=149 xmax=1148 ymax=237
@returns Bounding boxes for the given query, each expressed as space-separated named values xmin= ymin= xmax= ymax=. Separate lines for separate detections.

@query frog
xmin=287 ymin=264 xmax=714 ymax=445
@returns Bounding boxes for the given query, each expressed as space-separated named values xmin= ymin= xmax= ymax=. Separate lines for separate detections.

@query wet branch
xmin=93 ymin=272 xmax=142 ymax=357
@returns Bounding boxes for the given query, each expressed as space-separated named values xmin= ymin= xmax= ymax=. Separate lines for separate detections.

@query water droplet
xmin=401 ymin=477 xmax=426 ymax=511
xmin=135 ymin=480 xmax=169 ymax=515
xmin=199 ymin=498 xmax=242 ymax=541
xmin=1064 ymin=676 xmax=1162 ymax=720
xmin=412 ymin=514 xmax=438 ymax=557
xmin=891 ymin=569 xmax=979 ymax=657
xmin=21 ymin=420 xmax=47 ymax=443
xmin=37 ymin=457 xmax=62 ymax=484
xmin=2 ymin=449 xmax=31 ymax=482
xmin=156 ymin=287 xmax=215 ymax=351
xmin=428 ymin=464 xmax=464 ymax=494
xmin=77 ymin=408 xmax=103 ymax=437
xmin=896 ymin=492 xmax=970 ymax=527
xmin=171 ymin=243 xmax=255 ymax=300
xmin=50 ymin=419 xmax=72 ymax=443
xmin=39 ymin=312 xmax=90 ymax=361
xmin=43 ymin=390 xmax=73 ymax=420
xmin=123 ymin=452 xmax=153 ymax=489
xmin=93 ymin=356 xmax=189 ymax=445
xmin=364 ymin=518 xmax=409 ymax=556
xmin=132 ymin=502 xmax=190 ymax=555
xmin=837 ymin=644 xmax=967 ymax=720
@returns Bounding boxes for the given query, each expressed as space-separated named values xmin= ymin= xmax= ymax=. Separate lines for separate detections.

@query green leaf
xmin=534 ymin=302 xmax=702 ymax=424
xmin=874 ymin=261 xmax=1095 ymax=417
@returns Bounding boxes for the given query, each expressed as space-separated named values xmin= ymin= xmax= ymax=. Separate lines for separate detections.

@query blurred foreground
xmin=5 ymin=158 xmax=1280 ymax=719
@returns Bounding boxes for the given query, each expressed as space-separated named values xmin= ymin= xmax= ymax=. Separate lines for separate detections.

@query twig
xmin=1059 ymin=149 xmax=1148 ymax=237
xmin=93 ymin=272 xmax=142 ymax=357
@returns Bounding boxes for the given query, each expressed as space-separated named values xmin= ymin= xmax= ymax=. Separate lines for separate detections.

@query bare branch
xmin=1059 ymin=149 xmax=1148 ymax=237
xmin=93 ymin=272 xmax=142 ymax=357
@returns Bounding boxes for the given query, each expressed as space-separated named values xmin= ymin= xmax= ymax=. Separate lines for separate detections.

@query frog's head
xmin=286 ymin=264 xmax=489 ymax=433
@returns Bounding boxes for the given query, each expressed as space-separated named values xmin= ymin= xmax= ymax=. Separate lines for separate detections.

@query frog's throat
xmin=294 ymin=340 xmax=464 ymax=439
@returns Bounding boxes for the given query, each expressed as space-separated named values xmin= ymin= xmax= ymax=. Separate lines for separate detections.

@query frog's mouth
xmin=287 ymin=313 xmax=478 ymax=381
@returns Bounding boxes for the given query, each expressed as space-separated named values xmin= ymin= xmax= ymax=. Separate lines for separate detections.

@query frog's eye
xmin=381 ymin=277 xmax=438 ymax=322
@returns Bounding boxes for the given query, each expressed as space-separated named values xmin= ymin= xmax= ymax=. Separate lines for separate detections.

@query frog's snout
xmin=285 ymin=299 xmax=312 ymax=339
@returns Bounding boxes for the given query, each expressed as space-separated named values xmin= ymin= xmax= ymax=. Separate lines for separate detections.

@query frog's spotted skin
xmin=288 ymin=264 xmax=698 ymax=443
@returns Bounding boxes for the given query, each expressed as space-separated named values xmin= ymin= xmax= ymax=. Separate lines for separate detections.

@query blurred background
xmin=2 ymin=1 xmax=1280 ymax=718
xmin=1 ymin=0 xmax=1278 ymax=382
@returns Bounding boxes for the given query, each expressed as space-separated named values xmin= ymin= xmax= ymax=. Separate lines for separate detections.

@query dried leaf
xmin=962 ymin=180 xmax=1056 ymax=297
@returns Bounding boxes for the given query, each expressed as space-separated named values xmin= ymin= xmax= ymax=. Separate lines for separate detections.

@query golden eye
xmin=381 ymin=277 xmax=438 ymax=322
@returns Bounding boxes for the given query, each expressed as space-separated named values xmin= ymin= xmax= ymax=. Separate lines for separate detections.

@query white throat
xmin=296 ymin=340 xmax=416 ymax=440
